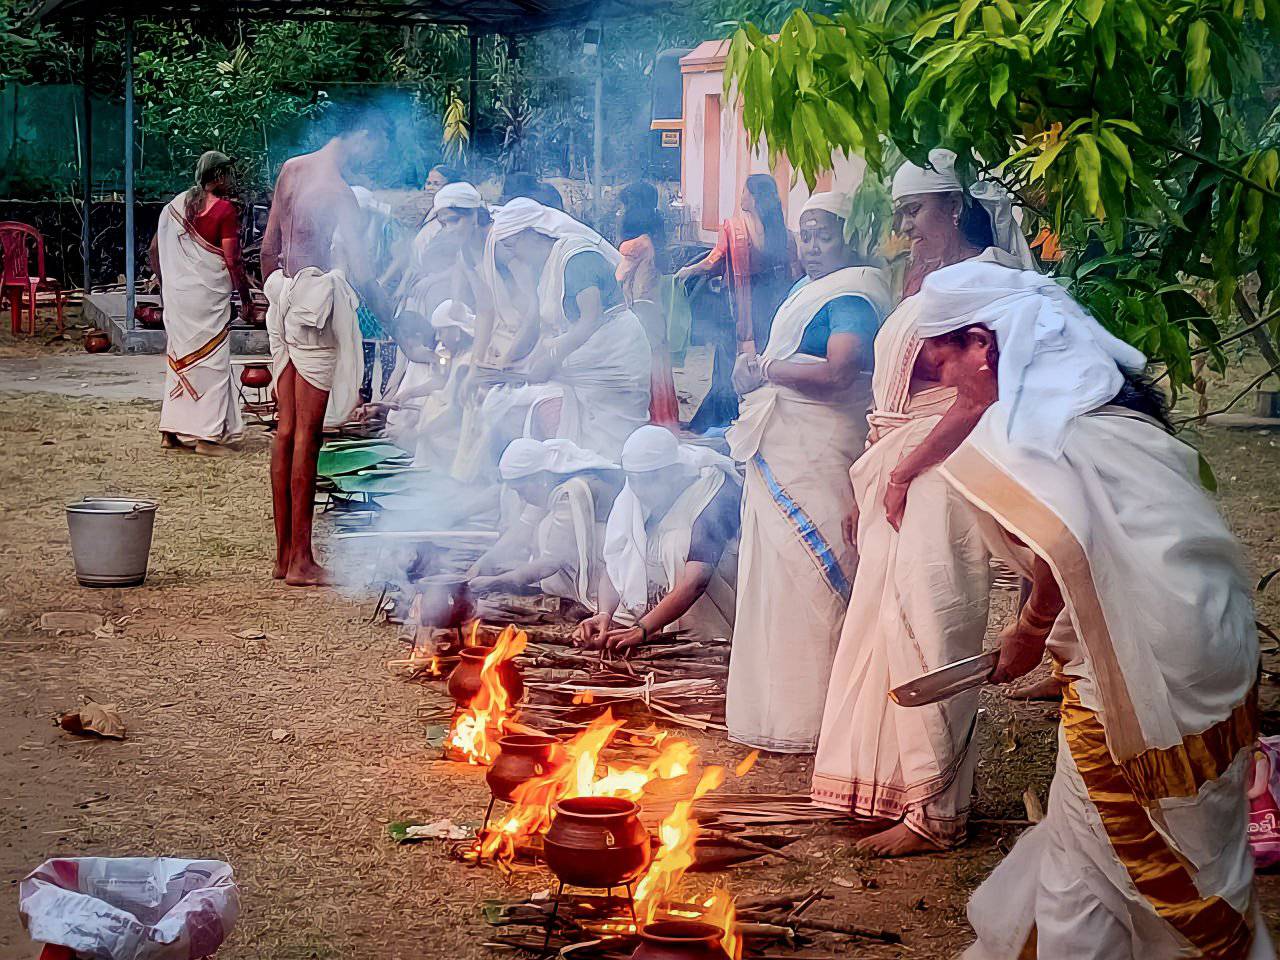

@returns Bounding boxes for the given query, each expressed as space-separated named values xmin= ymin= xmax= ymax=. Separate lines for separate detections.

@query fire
xmin=734 ymin=750 xmax=759 ymax=778
xmin=701 ymin=888 xmax=741 ymax=960
xmin=478 ymin=711 xmax=696 ymax=863
xmin=446 ymin=624 xmax=527 ymax=765
xmin=633 ymin=766 xmax=726 ymax=924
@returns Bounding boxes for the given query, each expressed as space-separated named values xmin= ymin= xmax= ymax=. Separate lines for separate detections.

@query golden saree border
xmin=1062 ymin=683 xmax=1254 ymax=958
xmin=167 ymin=325 xmax=230 ymax=401
xmin=1121 ymin=687 xmax=1258 ymax=804
xmin=942 ymin=442 xmax=1146 ymax=761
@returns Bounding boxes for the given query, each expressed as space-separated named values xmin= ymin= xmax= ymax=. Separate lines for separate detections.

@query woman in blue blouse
xmin=724 ymin=192 xmax=892 ymax=754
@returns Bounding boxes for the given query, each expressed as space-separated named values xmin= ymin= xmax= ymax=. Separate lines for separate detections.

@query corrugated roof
xmin=38 ymin=0 xmax=679 ymax=33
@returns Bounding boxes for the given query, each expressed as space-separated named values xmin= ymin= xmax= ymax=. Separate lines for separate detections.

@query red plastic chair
xmin=1 ymin=221 xmax=66 ymax=335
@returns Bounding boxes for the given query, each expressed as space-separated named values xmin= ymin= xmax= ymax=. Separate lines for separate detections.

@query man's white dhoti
xmin=156 ymin=196 xmax=242 ymax=443
xmin=264 ymin=267 xmax=363 ymax=428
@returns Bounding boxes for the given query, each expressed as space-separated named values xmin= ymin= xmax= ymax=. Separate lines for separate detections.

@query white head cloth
xmin=892 ymin=148 xmax=1036 ymax=268
xmin=429 ymin=182 xmax=484 ymax=219
xmin=799 ymin=191 xmax=849 ymax=221
xmin=913 ymin=260 xmax=1147 ymax=456
xmin=499 ymin=437 xmax=617 ymax=481
xmin=351 ymin=185 xmax=392 ymax=218
xmin=429 ymin=298 xmax=475 ymax=337
xmin=490 ymin=198 xmax=615 ymax=253
xmin=605 ymin=426 xmax=737 ymax=608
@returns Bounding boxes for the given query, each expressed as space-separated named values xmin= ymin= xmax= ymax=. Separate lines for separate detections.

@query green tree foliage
xmin=724 ymin=0 xmax=1280 ymax=390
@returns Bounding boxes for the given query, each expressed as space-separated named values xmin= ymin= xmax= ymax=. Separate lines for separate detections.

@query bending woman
xmin=811 ymin=149 xmax=1031 ymax=856
xmin=725 ymin=192 xmax=891 ymax=754
xmin=911 ymin=260 xmax=1271 ymax=960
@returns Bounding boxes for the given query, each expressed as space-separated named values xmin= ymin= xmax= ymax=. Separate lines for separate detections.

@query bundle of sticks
xmin=480 ymin=888 xmax=902 ymax=957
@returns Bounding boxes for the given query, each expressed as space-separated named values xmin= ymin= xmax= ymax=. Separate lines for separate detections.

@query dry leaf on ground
xmin=59 ymin=701 xmax=126 ymax=739
xmin=40 ymin=611 xmax=104 ymax=633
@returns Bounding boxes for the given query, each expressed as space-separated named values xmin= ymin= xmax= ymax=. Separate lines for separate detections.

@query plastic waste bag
xmin=1248 ymin=736 xmax=1280 ymax=870
xmin=19 ymin=858 xmax=238 ymax=959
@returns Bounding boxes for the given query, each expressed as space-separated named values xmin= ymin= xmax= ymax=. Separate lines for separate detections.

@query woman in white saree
xmin=726 ymin=193 xmax=891 ymax=754
xmin=151 ymin=151 xmax=257 ymax=455
xmin=811 ymin=150 xmax=1036 ymax=855
xmin=910 ymin=260 xmax=1271 ymax=960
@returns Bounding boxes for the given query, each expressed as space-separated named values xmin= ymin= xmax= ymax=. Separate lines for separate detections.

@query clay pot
xmin=631 ymin=921 xmax=727 ymax=960
xmin=134 ymin=305 xmax=164 ymax=329
xmin=240 ymin=364 xmax=272 ymax=389
xmin=418 ymin=574 xmax=475 ymax=629
xmin=446 ymin=645 xmax=524 ymax=708
xmin=543 ymin=796 xmax=651 ymax=889
xmin=486 ymin=733 xmax=563 ymax=802
xmin=83 ymin=330 xmax=111 ymax=354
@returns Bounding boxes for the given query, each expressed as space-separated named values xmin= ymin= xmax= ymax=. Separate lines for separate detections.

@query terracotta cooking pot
xmin=631 ymin=921 xmax=728 ymax=960
xmin=486 ymin=733 xmax=564 ymax=802
xmin=446 ymin=645 xmax=524 ymax=708
xmin=418 ymin=574 xmax=476 ymax=629
xmin=83 ymin=330 xmax=111 ymax=354
xmin=133 ymin=305 xmax=164 ymax=329
xmin=240 ymin=364 xmax=272 ymax=389
xmin=543 ymin=796 xmax=651 ymax=889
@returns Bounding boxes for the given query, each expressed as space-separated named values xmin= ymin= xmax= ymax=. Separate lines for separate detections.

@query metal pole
xmin=123 ymin=16 xmax=136 ymax=331
xmin=592 ymin=23 xmax=604 ymax=214
xmin=468 ymin=31 xmax=479 ymax=171
xmin=81 ymin=24 xmax=93 ymax=294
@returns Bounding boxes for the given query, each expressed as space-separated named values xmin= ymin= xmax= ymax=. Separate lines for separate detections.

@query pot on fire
xmin=486 ymin=733 xmax=563 ymax=803
xmin=240 ymin=364 xmax=272 ymax=389
xmin=542 ymin=797 xmax=651 ymax=889
xmin=418 ymin=574 xmax=475 ymax=630
xmin=631 ymin=921 xmax=728 ymax=960
xmin=446 ymin=645 xmax=524 ymax=708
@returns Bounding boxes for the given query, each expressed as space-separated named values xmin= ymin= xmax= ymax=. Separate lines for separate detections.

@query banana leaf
xmin=316 ymin=443 xmax=407 ymax=478
xmin=331 ymin=468 xmax=434 ymax=495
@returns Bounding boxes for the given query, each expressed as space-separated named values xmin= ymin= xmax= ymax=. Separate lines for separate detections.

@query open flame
xmin=478 ymin=711 xmax=695 ymax=863
xmin=701 ymin=887 xmax=741 ymax=960
xmin=446 ymin=624 xmax=526 ymax=765
xmin=633 ymin=766 xmax=725 ymax=925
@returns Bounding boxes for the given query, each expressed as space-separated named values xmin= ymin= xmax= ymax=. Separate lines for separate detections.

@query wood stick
xmin=792 ymin=918 xmax=901 ymax=944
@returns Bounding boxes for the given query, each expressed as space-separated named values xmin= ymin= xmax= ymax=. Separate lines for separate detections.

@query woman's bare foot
xmin=285 ymin=562 xmax=332 ymax=587
xmin=1003 ymin=675 xmax=1064 ymax=701
xmin=272 ymin=560 xmax=288 ymax=580
xmin=854 ymin=822 xmax=943 ymax=858
xmin=160 ymin=432 xmax=184 ymax=449
xmin=195 ymin=440 xmax=234 ymax=457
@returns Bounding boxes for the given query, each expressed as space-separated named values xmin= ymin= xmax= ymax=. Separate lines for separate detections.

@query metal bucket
xmin=66 ymin=498 xmax=157 ymax=587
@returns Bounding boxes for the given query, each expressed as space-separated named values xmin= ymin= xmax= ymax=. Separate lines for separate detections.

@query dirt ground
xmin=1 ymin=333 xmax=1279 ymax=958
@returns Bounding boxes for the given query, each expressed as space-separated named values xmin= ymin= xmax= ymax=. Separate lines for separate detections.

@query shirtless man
xmin=260 ymin=113 xmax=391 ymax=585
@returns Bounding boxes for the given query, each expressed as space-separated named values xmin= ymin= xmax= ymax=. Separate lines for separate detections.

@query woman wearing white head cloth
xmin=906 ymin=260 xmax=1272 ymax=960
xmin=472 ymin=199 xmax=652 ymax=465
xmin=467 ymin=437 xmax=621 ymax=608
xmin=578 ymin=425 xmax=742 ymax=650
xmin=722 ymin=191 xmax=891 ymax=755
xmin=809 ymin=149 xmax=1038 ymax=855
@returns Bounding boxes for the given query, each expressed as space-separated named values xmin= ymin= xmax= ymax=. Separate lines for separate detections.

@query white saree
xmin=537 ymin=475 xmax=605 ymax=609
xmin=811 ymin=247 xmax=1022 ymax=842
xmin=156 ymin=196 xmax=242 ymax=443
xmin=948 ymin=406 xmax=1270 ymax=960
xmin=480 ymin=235 xmax=652 ymax=462
xmin=726 ymin=266 xmax=891 ymax=754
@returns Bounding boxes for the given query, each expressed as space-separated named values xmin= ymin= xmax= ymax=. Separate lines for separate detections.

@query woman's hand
xmin=842 ymin=503 xmax=860 ymax=548
xmin=884 ymin=478 xmax=909 ymax=531
xmin=605 ymin=626 xmax=647 ymax=653
xmin=990 ymin=619 xmax=1050 ymax=685
xmin=573 ymin=613 xmax=614 ymax=649
xmin=732 ymin=353 xmax=764 ymax=395
xmin=469 ymin=574 xmax=503 ymax=593
xmin=524 ymin=346 xmax=558 ymax=384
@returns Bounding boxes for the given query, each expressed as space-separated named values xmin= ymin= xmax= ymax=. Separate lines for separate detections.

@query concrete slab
xmin=83 ymin=293 xmax=269 ymax=356
xmin=0 ymin=353 xmax=166 ymax=402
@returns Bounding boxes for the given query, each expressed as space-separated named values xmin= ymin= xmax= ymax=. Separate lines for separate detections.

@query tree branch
xmin=1175 ymin=360 xmax=1280 ymax=426
xmin=1233 ymin=289 xmax=1280 ymax=387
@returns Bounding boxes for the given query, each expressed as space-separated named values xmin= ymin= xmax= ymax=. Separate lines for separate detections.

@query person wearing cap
xmin=150 ymin=150 xmax=260 ymax=456
xmin=910 ymin=260 xmax=1270 ymax=960
xmin=722 ymin=191 xmax=891 ymax=756
xmin=577 ymin=425 xmax=742 ymax=650
xmin=475 ymin=199 xmax=652 ymax=465
xmin=810 ymin=149 xmax=1036 ymax=856
xmin=467 ymin=437 xmax=622 ymax=608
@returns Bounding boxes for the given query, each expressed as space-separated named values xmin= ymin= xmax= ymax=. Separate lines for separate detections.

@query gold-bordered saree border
xmin=943 ymin=442 xmax=1258 ymax=958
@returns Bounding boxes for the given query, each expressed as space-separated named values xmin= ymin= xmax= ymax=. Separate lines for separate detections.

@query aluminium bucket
xmin=65 ymin=497 xmax=157 ymax=588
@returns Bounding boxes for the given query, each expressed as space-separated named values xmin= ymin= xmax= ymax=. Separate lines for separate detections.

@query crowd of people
xmin=149 ymin=111 xmax=1270 ymax=957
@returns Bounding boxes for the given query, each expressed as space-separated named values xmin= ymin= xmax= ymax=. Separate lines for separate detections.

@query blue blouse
xmin=788 ymin=277 xmax=881 ymax=370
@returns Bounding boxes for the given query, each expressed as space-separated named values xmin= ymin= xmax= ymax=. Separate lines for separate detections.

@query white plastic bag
xmin=19 ymin=858 xmax=238 ymax=959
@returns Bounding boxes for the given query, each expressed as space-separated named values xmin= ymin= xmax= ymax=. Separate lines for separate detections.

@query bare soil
xmin=0 ymin=353 xmax=1277 ymax=959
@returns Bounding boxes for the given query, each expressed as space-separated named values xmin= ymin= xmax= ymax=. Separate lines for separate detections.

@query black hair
xmin=746 ymin=174 xmax=787 ymax=260
xmin=501 ymin=172 xmax=539 ymax=203
xmin=958 ymin=196 xmax=995 ymax=249
xmin=534 ymin=182 xmax=564 ymax=211
xmin=344 ymin=107 xmax=394 ymax=142
xmin=1110 ymin=370 xmax=1173 ymax=431
xmin=619 ymin=181 xmax=659 ymax=212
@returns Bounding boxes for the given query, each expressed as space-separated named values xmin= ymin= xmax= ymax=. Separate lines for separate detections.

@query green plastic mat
xmin=316 ymin=443 xmax=407 ymax=478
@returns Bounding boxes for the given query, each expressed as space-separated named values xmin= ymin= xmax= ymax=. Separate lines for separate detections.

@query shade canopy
xmin=38 ymin=0 xmax=676 ymax=32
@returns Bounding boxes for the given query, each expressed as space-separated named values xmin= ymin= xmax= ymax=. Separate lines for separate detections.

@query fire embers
xmin=445 ymin=624 xmax=527 ymax=765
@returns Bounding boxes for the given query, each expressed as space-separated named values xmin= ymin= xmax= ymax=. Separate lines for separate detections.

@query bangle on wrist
xmin=759 ymin=358 xmax=774 ymax=382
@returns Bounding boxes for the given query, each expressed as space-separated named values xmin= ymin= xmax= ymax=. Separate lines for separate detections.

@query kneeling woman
xmin=913 ymin=261 xmax=1270 ymax=960
xmin=725 ymin=193 xmax=891 ymax=754
xmin=469 ymin=437 xmax=621 ymax=609
xmin=578 ymin=425 xmax=742 ymax=651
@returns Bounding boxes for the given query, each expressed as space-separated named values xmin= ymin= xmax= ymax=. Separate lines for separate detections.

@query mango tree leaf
xmin=989 ymin=62 xmax=1010 ymax=108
